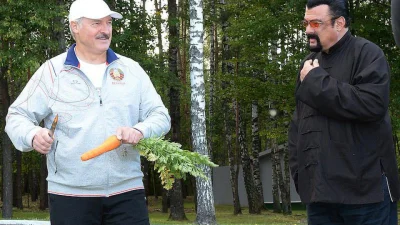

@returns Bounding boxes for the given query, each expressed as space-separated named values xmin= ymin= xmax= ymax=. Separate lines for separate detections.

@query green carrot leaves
xmin=136 ymin=137 xmax=218 ymax=190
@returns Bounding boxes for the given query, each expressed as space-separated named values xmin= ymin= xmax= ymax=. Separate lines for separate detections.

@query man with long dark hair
xmin=289 ymin=0 xmax=400 ymax=224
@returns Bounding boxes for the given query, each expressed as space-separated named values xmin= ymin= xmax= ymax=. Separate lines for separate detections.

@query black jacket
xmin=288 ymin=31 xmax=400 ymax=204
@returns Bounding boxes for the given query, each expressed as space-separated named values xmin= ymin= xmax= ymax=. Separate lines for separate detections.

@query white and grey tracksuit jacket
xmin=5 ymin=44 xmax=171 ymax=197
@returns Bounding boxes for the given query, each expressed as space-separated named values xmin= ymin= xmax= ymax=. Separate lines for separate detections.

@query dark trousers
xmin=49 ymin=189 xmax=149 ymax=225
xmin=307 ymin=176 xmax=397 ymax=225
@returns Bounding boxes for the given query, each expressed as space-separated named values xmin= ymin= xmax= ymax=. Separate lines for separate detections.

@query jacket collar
xmin=323 ymin=30 xmax=351 ymax=55
xmin=64 ymin=43 xmax=119 ymax=67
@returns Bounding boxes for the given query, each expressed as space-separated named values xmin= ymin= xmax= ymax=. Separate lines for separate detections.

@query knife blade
xmin=49 ymin=114 xmax=58 ymax=137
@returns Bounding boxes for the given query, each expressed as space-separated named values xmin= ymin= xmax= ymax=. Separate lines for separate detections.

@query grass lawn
xmin=3 ymin=197 xmax=400 ymax=224
xmin=3 ymin=196 xmax=400 ymax=224
xmin=0 ymin=196 xmax=308 ymax=225
xmin=4 ymin=196 xmax=400 ymax=224
xmin=148 ymin=198 xmax=308 ymax=225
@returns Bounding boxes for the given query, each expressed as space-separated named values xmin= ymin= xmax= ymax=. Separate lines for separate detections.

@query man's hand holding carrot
xmin=81 ymin=127 xmax=144 ymax=161
xmin=116 ymin=127 xmax=143 ymax=145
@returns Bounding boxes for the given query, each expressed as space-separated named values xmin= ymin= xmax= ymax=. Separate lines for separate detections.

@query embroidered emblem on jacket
xmin=110 ymin=68 xmax=124 ymax=81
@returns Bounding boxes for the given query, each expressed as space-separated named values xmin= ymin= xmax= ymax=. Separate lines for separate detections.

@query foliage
xmin=0 ymin=0 xmax=65 ymax=85
xmin=210 ymin=0 xmax=306 ymax=150
xmin=137 ymin=137 xmax=218 ymax=190
xmin=110 ymin=0 xmax=171 ymax=102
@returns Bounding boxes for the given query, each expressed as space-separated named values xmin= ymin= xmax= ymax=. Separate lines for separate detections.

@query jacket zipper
xmin=384 ymin=174 xmax=394 ymax=202
xmin=69 ymin=65 xmax=105 ymax=106
xmin=96 ymin=88 xmax=103 ymax=106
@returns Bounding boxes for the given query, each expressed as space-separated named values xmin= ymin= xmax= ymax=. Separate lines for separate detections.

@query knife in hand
xmin=49 ymin=114 xmax=58 ymax=137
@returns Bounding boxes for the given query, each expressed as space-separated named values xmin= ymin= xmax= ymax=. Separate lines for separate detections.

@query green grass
xmin=5 ymin=197 xmax=400 ymax=224
xmin=148 ymin=201 xmax=307 ymax=225
xmin=3 ymin=210 xmax=50 ymax=221
xmin=0 ymin=196 xmax=308 ymax=225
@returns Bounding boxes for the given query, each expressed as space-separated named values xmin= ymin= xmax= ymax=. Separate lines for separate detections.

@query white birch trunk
xmin=189 ymin=0 xmax=216 ymax=224
xmin=251 ymin=101 xmax=264 ymax=212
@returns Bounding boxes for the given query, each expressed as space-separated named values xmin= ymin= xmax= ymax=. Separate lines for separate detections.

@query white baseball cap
xmin=69 ymin=0 xmax=123 ymax=22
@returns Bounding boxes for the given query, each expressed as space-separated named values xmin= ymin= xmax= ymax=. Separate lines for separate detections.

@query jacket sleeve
xmin=132 ymin=62 xmax=171 ymax=138
xmin=5 ymin=62 xmax=52 ymax=151
xmin=392 ymin=0 xmax=400 ymax=47
xmin=296 ymin=43 xmax=390 ymax=122
xmin=288 ymin=108 xmax=299 ymax=192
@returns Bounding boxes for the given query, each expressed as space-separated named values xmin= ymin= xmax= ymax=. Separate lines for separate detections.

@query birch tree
xmin=207 ymin=0 xmax=216 ymax=161
xmin=225 ymin=109 xmax=241 ymax=215
xmin=234 ymin=101 xmax=258 ymax=214
xmin=271 ymin=139 xmax=281 ymax=213
xmin=251 ymin=100 xmax=264 ymax=212
xmin=189 ymin=0 xmax=216 ymax=223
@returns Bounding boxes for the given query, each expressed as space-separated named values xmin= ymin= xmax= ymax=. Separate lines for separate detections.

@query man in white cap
xmin=5 ymin=0 xmax=171 ymax=224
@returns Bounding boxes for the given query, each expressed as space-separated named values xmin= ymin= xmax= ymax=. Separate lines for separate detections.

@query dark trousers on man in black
xmin=307 ymin=176 xmax=397 ymax=225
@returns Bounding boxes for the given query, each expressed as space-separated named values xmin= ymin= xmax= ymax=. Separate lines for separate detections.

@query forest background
xmin=0 ymin=0 xmax=399 ymax=223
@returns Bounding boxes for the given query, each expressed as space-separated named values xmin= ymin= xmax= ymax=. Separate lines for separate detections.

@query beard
xmin=307 ymin=34 xmax=322 ymax=52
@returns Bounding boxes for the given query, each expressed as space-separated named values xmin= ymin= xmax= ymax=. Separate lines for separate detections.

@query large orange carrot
xmin=81 ymin=135 xmax=121 ymax=161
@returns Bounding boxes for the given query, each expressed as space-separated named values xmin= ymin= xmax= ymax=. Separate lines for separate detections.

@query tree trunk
xmin=281 ymin=145 xmax=292 ymax=215
xmin=142 ymin=0 xmax=146 ymax=12
xmin=24 ymin=174 xmax=30 ymax=208
xmin=235 ymin=101 xmax=258 ymax=214
xmin=54 ymin=0 xmax=66 ymax=55
xmin=222 ymin=64 xmax=241 ymax=214
xmin=162 ymin=188 xmax=169 ymax=213
xmin=169 ymin=179 xmax=188 ymax=220
xmin=154 ymin=0 xmax=164 ymax=63
xmin=225 ymin=106 xmax=241 ymax=215
xmin=192 ymin=176 xmax=197 ymax=213
xmin=207 ymin=0 xmax=216 ymax=163
xmin=168 ymin=143 xmax=185 ymax=218
xmin=271 ymin=139 xmax=281 ymax=213
xmin=168 ymin=0 xmax=180 ymax=145
xmin=15 ymin=151 xmax=23 ymax=209
xmin=30 ymin=169 xmax=38 ymax=202
xmin=39 ymin=154 xmax=48 ymax=210
xmin=276 ymin=149 xmax=289 ymax=215
xmin=150 ymin=163 xmax=159 ymax=199
xmin=221 ymin=0 xmax=241 ymax=215
xmin=178 ymin=0 xmax=191 ymax=145
xmin=189 ymin=0 xmax=217 ymax=223
xmin=251 ymin=101 xmax=264 ymax=211
xmin=141 ymin=157 xmax=149 ymax=205
xmin=2 ymin=133 xmax=13 ymax=218
xmin=1 ymin=66 xmax=13 ymax=218
xmin=23 ymin=168 xmax=29 ymax=194
xmin=168 ymin=0 xmax=187 ymax=220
